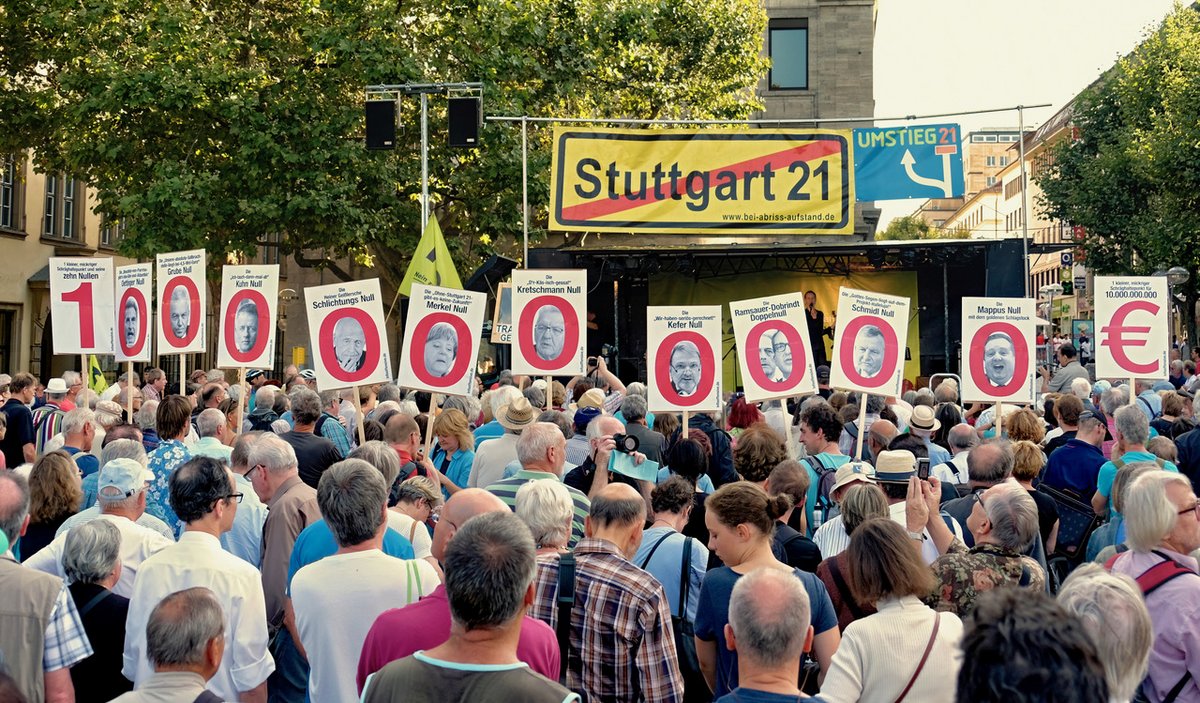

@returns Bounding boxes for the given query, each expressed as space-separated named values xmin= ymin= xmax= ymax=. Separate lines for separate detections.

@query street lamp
xmin=1167 ymin=266 xmax=1190 ymax=352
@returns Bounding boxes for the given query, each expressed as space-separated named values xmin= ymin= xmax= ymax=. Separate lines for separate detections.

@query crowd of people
xmin=2 ymin=345 xmax=1200 ymax=702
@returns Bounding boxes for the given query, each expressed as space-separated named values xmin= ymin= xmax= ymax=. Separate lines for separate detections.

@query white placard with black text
xmin=960 ymin=297 xmax=1037 ymax=404
xmin=50 ymin=257 xmax=115 ymax=355
xmin=155 ymin=250 xmax=207 ymax=354
xmin=115 ymin=263 xmax=153 ymax=362
xmin=511 ymin=269 xmax=587 ymax=376
xmin=729 ymin=292 xmax=818 ymax=403
xmin=828 ymin=287 xmax=911 ymax=397
xmin=304 ymin=279 xmax=392 ymax=390
xmin=217 ymin=265 xmax=279 ymax=369
xmin=397 ymin=284 xmax=487 ymax=397
xmin=647 ymin=306 xmax=723 ymax=412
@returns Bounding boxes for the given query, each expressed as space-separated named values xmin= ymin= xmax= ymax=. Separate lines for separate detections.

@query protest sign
xmin=511 ymin=270 xmax=586 ymax=376
xmin=960 ymin=297 xmax=1037 ymax=404
xmin=490 ymin=282 xmax=512 ymax=344
xmin=828 ymin=287 xmax=911 ymax=397
xmin=156 ymin=250 xmax=207 ymax=354
xmin=1094 ymin=276 xmax=1169 ymax=380
xmin=50 ymin=257 xmax=115 ymax=355
xmin=304 ymin=279 xmax=392 ymax=390
xmin=397 ymin=283 xmax=487 ymax=397
xmin=217 ymin=265 xmax=279 ymax=369
xmin=729 ymin=292 xmax=817 ymax=402
xmin=647 ymin=306 xmax=723 ymax=412
xmin=115 ymin=263 xmax=153 ymax=362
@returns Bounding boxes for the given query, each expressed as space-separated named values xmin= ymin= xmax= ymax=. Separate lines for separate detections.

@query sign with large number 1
xmin=50 ymin=257 xmax=116 ymax=355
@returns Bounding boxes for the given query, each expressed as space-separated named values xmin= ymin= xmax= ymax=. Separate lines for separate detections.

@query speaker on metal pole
xmin=365 ymin=100 xmax=396 ymax=150
xmin=447 ymin=97 xmax=481 ymax=148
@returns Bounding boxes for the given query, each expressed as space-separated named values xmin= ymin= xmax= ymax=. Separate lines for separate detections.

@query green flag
xmin=399 ymin=216 xmax=462 ymax=297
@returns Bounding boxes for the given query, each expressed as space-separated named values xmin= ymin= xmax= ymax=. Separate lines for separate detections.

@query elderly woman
xmin=819 ymin=518 xmax=964 ymax=703
xmin=22 ymin=451 xmax=83 ymax=560
xmin=1058 ymin=564 xmax=1153 ymax=703
xmin=694 ymin=482 xmax=840 ymax=698
xmin=62 ymin=519 xmax=133 ymax=701
xmin=816 ymin=482 xmax=889 ymax=631
xmin=909 ymin=476 xmax=1046 ymax=615
xmin=1012 ymin=440 xmax=1059 ymax=552
xmin=389 ymin=476 xmax=442 ymax=558
xmin=515 ymin=479 xmax=574 ymax=553
xmin=430 ymin=408 xmax=474 ymax=498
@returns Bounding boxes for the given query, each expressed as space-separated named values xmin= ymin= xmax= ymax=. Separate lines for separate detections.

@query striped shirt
xmin=32 ymin=403 xmax=65 ymax=456
xmin=486 ymin=470 xmax=589 ymax=548
xmin=530 ymin=540 xmax=684 ymax=703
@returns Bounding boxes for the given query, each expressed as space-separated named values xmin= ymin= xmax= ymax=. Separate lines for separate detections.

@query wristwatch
xmin=907 ymin=530 xmax=927 ymax=542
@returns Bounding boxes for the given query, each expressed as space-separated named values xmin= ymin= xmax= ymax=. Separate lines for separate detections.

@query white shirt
xmin=220 ymin=472 xmax=268 ymax=567
xmin=386 ymin=510 xmax=433 ymax=559
xmin=122 ymin=531 xmax=275 ymax=700
xmin=25 ymin=513 xmax=174 ymax=596
xmin=812 ymin=501 xmax=962 ymax=564
xmin=932 ymin=452 xmax=970 ymax=486
xmin=469 ymin=433 xmax=520 ymax=488
xmin=291 ymin=549 xmax=440 ymax=703
xmin=100 ymin=384 xmax=122 ymax=403
xmin=56 ymin=507 xmax=175 ymax=540
xmin=820 ymin=595 xmax=963 ymax=703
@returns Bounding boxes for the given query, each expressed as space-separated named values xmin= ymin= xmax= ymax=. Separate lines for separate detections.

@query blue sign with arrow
xmin=852 ymin=123 xmax=965 ymax=201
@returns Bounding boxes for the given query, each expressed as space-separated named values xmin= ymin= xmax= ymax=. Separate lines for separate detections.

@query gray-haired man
xmin=111 ymin=587 xmax=226 ymax=703
xmin=718 ymin=568 xmax=816 ymax=702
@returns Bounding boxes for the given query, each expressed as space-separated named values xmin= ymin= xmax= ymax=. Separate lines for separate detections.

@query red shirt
xmin=356 ymin=584 xmax=560 ymax=692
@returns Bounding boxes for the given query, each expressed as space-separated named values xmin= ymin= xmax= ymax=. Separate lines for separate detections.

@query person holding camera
xmin=563 ymin=415 xmax=652 ymax=508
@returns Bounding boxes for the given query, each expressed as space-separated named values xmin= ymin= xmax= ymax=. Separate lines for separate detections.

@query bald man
xmin=530 ymin=482 xmax=684 ymax=701
xmin=356 ymin=489 xmax=561 ymax=691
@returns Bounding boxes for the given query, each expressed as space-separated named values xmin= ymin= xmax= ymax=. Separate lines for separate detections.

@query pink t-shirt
xmin=356 ymin=583 xmax=560 ymax=693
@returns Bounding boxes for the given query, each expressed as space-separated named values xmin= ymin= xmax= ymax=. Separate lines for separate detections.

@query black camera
xmin=588 ymin=356 xmax=598 ymax=368
xmin=612 ymin=433 xmax=640 ymax=453
xmin=917 ymin=457 xmax=930 ymax=480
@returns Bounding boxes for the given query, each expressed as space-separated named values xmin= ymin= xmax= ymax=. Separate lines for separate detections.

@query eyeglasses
xmin=1177 ymin=502 xmax=1200 ymax=518
xmin=223 ymin=493 xmax=245 ymax=504
xmin=972 ymin=492 xmax=988 ymax=510
xmin=246 ymin=464 xmax=264 ymax=480
xmin=535 ymin=325 xmax=565 ymax=336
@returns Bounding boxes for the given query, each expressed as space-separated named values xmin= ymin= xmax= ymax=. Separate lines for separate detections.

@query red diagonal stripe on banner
xmin=560 ymin=139 xmax=843 ymax=222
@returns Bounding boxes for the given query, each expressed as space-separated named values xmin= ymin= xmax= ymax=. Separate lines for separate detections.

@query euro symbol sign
xmin=1100 ymin=300 xmax=1160 ymax=374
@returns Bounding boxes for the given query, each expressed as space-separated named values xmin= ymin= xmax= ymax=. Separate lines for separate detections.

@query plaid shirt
xmin=530 ymin=538 xmax=683 ymax=703
xmin=45 ymin=583 xmax=93 ymax=671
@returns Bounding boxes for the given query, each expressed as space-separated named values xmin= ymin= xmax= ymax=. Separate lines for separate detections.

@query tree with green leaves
xmin=1037 ymin=5 xmax=1200 ymax=346
xmin=876 ymin=213 xmax=966 ymax=241
xmin=0 ymin=0 xmax=768 ymax=293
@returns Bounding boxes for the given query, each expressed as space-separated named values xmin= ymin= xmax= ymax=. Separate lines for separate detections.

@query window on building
xmin=986 ymin=156 xmax=997 ymax=167
xmin=999 ymin=156 xmax=1009 ymax=166
xmin=100 ymin=216 xmax=126 ymax=248
xmin=42 ymin=174 xmax=84 ymax=241
xmin=971 ymin=134 xmax=985 ymax=143
xmin=986 ymin=176 xmax=998 ymax=187
xmin=0 ymin=155 xmax=20 ymax=232
xmin=768 ymin=19 xmax=808 ymax=90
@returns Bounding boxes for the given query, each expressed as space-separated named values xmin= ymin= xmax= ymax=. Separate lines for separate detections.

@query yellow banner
xmin=550 ymin=127 xmax=854 ymax=235
xmin=650 ymin=271 xmax=921 ymax=391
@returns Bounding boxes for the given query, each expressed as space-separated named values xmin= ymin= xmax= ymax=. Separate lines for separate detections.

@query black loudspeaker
xmin=448 ymin=97 xmax=481 ymax=148
xmin=365 ymin=101 xmax=396 ymax=150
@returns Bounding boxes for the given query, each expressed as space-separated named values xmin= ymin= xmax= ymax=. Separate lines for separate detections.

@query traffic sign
xmin=852 ymin=124 xmax=965 ymax=201
xmin=1060 ymin=252 xmax=1073 ymax=266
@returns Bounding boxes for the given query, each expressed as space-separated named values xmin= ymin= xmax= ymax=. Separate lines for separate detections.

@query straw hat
xmin=498 ymin=396 xmax=537 ymax=431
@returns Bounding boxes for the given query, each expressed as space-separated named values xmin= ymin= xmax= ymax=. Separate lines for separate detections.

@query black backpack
xmin=802 ymin=455 xmax=840 ymax=526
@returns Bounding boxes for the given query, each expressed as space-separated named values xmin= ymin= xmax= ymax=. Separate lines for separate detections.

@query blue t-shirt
xmin=1097 ymin=451 xmax=1179 ymax=518
xmin=473 ymin=420 xmax=504 ymax=446
xmin=656 ymin=466 xmax=715 ymax=494
xmin=61 ymin=446 xmax=100 ymax=477
xmin=695 ymin=566 xmax=837 ymax=699
xmin=286 ymin=519 xmax=415 ymax=593
xmin=632 ymin=527 xmax=709 ymax=622
xmin=717 ymin=691 xmax=828 ymax=703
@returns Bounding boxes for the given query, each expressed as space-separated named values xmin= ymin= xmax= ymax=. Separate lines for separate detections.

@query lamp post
xmin=1167 ymin=266 xmax=1191 ymax=354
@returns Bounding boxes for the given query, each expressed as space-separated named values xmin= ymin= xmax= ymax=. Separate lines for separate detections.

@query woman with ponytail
xmin=693 ymin=481 xmax=842 ymax=699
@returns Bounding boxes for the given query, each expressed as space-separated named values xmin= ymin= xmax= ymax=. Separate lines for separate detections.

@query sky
xmin=871 ymin=0 xmax=1180 ymax=229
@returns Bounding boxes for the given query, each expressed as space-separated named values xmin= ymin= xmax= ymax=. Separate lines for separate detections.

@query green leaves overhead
xmin=1 ymin=0 xmax=768 ymax=290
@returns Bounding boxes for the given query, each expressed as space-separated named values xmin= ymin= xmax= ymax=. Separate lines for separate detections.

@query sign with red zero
xmin=155 ymin=250 xmax=207 ymax=354
xmin=511 ymin=270 xmax=587 ymax=376
xmin=647 ymin=306 xmax=723 ymax=412
xmin=217 ymin=265 xmax=279 ymax=369
xmin=730 ymin=292 xmax=817 ymax=403
xmin=50 ymin=257 xmax=116 ymax=355
xmin=1094 ymin=277 xmax=1169 ymax=379
xmin=115 ymin=263 xmax=152 ymax=362
xmin=304 ymin=279 xmax=392 ymax=390
xmin=828 ymin=287 xmax=910 ymax=397
xmin=960 ymin=298 xmax=1037 ymax=404
xmin=397 ymin=284 xmax=488 ymax=397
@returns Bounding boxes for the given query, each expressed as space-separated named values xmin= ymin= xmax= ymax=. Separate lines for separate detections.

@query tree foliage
xmin=0 ymin=0 xmax=769 ymax=290
xmin=876 ymin=214 xmax=966 ymax=241
xmin=1036 ymin=5 xmax=1200 ymax=344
